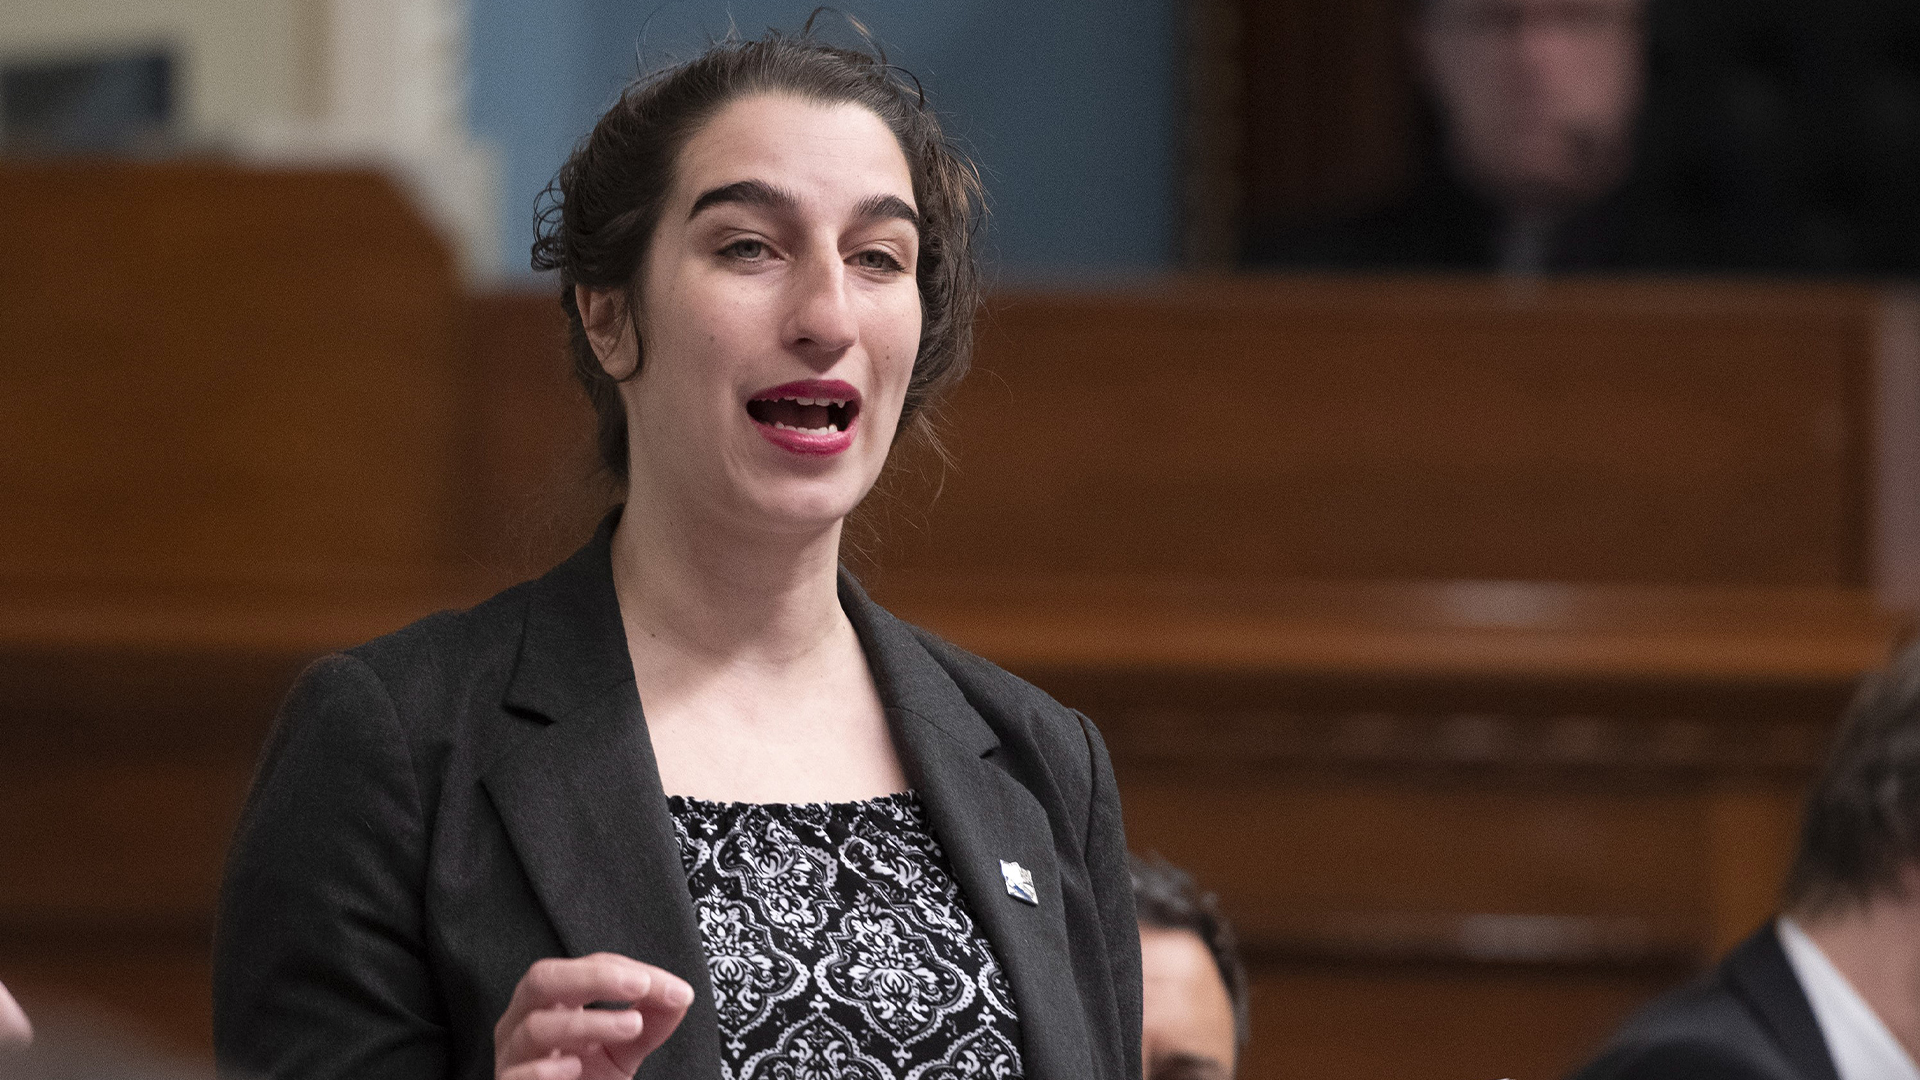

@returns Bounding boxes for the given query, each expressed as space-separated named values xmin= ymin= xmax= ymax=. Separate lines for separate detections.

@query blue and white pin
xmin=1000 ymin=859 xmax=1038 ymax=905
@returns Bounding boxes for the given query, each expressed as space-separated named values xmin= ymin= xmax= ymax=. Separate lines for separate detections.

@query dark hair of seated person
xmin=1782 ymin=636 xmax=1920 ymax=917
xmin=1132 ymin=852 xmax=1250 ymax=1076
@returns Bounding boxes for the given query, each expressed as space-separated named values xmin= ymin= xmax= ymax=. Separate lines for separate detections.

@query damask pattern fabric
xmin=668 ymin=792 xmax=1025 ymax=1080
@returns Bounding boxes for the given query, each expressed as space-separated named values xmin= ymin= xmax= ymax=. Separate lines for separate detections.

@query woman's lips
xmin=746 ymin=380 xmax=860 ymax=456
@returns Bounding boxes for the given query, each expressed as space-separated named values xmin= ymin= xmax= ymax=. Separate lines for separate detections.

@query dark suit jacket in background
xmin=1570 ymin=924 xmax=1840 ymax=1080
xmin=1243 ymin=171 xmax=1640 ymax=274
xmin=1241 ymin=168 xmax=1788 ymax=276
xmin=213 ymin=513 xmax=1143 ymax=1080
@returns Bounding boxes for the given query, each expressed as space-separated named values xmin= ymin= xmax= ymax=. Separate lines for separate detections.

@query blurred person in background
xmin=1571 ymin=638 xmax=1920 ymax=1080
xmin=1133 ymin=854 xmax=1248 ymax=1080
xmin=1249 ymin=0 xmax=1650 ymax=275
xmin=1248 ymin=0 xmax=1920 ymax=277
xmin=0 ymin=981 xmax=29 ymax=1046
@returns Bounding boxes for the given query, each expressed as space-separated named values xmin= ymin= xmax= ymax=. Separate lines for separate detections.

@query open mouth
xmin=745 ymin=388 xmax=860 ymax=436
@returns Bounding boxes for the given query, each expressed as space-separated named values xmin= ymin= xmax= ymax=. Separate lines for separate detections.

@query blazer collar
xmin=486 ymin=512 xmax=1094 ymax=1079
xmin=841 ymin=571 xmax=1098 ymax=1080
xmin=1724 ymin=923 xmax=1843 ymax=1080
xmin=485 ymin=509 xmax=724 ymax=1077
xmin=500 ymin=510 xmax=633 ymax=723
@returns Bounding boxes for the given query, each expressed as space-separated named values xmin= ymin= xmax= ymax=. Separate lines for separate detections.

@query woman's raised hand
xmin=493 ymin=954 xmax=693 ymax=1080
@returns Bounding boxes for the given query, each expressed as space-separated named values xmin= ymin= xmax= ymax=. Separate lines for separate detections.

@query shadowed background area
xmin=2 ymin=1 xmax=1918 ymax=1078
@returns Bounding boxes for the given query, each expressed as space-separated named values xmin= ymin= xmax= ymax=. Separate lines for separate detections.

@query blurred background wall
xmin=0 ymin=0 xmax=1183 ymax=279
xmin=468 ymin=0 xmax=1183 ymax=278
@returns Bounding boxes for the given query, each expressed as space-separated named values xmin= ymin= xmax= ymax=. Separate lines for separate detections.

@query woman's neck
xmin=607 ymin=496 xmax=905 ymax=804
xmin=607 ymin=498 xmax=849 ymax=669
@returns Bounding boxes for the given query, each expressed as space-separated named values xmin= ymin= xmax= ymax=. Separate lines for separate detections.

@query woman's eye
xmin=721 ymin=239 xmax=768 ymax=260
xmin=853 ymin=249 xmax=907 ymax=273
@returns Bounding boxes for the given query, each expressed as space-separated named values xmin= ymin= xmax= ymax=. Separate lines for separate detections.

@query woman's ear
xmin=577 ymin=284 xmax=639 ymax=380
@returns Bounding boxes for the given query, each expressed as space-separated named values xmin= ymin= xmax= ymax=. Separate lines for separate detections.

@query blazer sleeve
xmin=214 ymin=653 xmax=451 ymax=1080
xmin=1078 ymin=710 xmax=1144 ymax=1080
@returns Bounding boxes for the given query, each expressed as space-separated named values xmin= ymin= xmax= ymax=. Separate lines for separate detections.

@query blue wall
xmin=467 ymin=0 xmax=1179 ymax=281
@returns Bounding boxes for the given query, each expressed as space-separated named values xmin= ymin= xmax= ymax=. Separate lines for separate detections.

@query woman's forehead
xmin=672 ymin=94 xmax=914 ymax=212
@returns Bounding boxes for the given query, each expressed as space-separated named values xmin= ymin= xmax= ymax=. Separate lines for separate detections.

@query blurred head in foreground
xmin=1418 ymin=0 xmax=1646 ymax=215
xmin=1131 ymin=853 xmax=1248 ymax=1080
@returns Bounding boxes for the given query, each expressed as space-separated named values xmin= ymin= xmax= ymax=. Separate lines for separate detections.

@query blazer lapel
xmin=842 ymin=571 xmax=1096 ymax=1080
xmin=1725 ymin=924 xmax=1842 ymax=1080
xmin=480 ymin=516 xmax=724 ymax=1077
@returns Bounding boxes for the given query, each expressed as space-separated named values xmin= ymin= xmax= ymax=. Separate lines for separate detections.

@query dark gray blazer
xmin=213 ymin=516 xmax=1142 ymax=1080
xmin=1569 ymin=925 xmax=1840 ymax=1080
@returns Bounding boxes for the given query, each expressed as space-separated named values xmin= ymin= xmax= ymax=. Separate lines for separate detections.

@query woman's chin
xmin=733 ymin=479 xmax=873 ymax=538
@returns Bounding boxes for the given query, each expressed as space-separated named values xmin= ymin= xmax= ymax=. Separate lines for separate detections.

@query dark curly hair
xmin=530 ymin=24 xmax=984 ymax=482
xmin=1783 ymin=637 xmax=1920 ymax=916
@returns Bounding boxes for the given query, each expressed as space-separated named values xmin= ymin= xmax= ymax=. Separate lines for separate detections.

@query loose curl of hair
xmin=530 ymin=24 xmax=984 ymax=482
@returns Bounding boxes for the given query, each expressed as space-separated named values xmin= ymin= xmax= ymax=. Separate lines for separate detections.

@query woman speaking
xmin=213 ymin=29 xmax=1140 ymax=1080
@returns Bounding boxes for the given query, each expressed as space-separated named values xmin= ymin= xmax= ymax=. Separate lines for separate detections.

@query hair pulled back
xmin=531 ymin=26 xmax=984 ymax=481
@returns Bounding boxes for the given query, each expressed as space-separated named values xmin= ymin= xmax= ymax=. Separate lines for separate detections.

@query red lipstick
xmin=745 ymin=379 xmax=861 ymax=456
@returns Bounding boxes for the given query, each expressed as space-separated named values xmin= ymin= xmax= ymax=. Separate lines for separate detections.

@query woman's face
xmin=592 ymin=93 xmax=923 ymax=540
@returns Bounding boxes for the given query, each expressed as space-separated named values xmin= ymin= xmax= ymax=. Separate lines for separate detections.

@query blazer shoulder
xmin=332 ymin=576 xmax=538 ymax=731
xmin=908 ymin=621 xmax=1087 ymax=727
xmin=1573 ymin=973 xmax=1803 ymax=1080
xmin=1573 ymin=1040 xmax=1793 ymax=1080
xmin=901 ymin=621 xmax=1099 ymax=796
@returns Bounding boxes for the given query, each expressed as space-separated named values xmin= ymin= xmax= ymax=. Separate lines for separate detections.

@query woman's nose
xmin=785 ymin=254 xmax=859 ymax=358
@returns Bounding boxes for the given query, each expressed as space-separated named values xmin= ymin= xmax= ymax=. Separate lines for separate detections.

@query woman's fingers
xmin=498 ymin=1054 xmax=585 ymax=1080
xmin=596 ymin=977 xmax=693 ymax=1077
xmin=495 ymin=955 xmax=695 ymax=1080
xmin=503 ymin=954 xmax=685 ymax=1020
xmin=498 ymin=1006 xmax=643 ymax=1065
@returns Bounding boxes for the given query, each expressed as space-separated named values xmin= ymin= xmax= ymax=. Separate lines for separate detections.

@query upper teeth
xmin=783 ymin=396 xmax=848 ymax=407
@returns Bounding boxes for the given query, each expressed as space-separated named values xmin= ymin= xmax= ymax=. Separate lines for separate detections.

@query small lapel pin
xmin=1000 ymin=859 xmax=1038 ymax=905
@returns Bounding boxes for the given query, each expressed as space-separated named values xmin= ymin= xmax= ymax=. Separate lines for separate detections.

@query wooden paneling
xmin=455 ymin=291 xmax=609 ymax=587
xmin=1180 ymin=0 xmax=1423 ymax=262
xmin=0 ymin=761 xmax=251 ymax=923
xmin=1122 ymin=774 xmax=1711 ymax=942
xmin=1242 ymin=964 xmax=1680 ymax=1080
xmin=0 ymin=761 xmax=253 ymax=1062
xmin=874 ymin=577 xmax=1900 ymax=685
xmin=876 ymin=574 xmax=1905 ymax=1077
xmin=1236 ymin=0 xmax=1418 ymax=226
xmin=0 ymin=162 xmax=476 ymax=1065
xmin=4 ymin=228 xmax=1913 ymax=1079
xmin=0 ymin=161 xmax=462 ymax=592
xmin=3 ymin=940 xmax=215 ymax=1060
xmin=871 ymin=277 xmax=1884 ymax=589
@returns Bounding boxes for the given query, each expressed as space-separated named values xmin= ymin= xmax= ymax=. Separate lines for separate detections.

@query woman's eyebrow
xmin=689 ymin=179 xmax=798 ymax=219
xmin=855 ymin=193 xmax=920 ymax=231
xmin=687 ymin=180 xmax=919 ymax=232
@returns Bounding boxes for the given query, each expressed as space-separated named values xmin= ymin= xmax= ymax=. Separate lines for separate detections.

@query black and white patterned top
xmin=667 ymin=791 xmax=1026 ymax=1080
